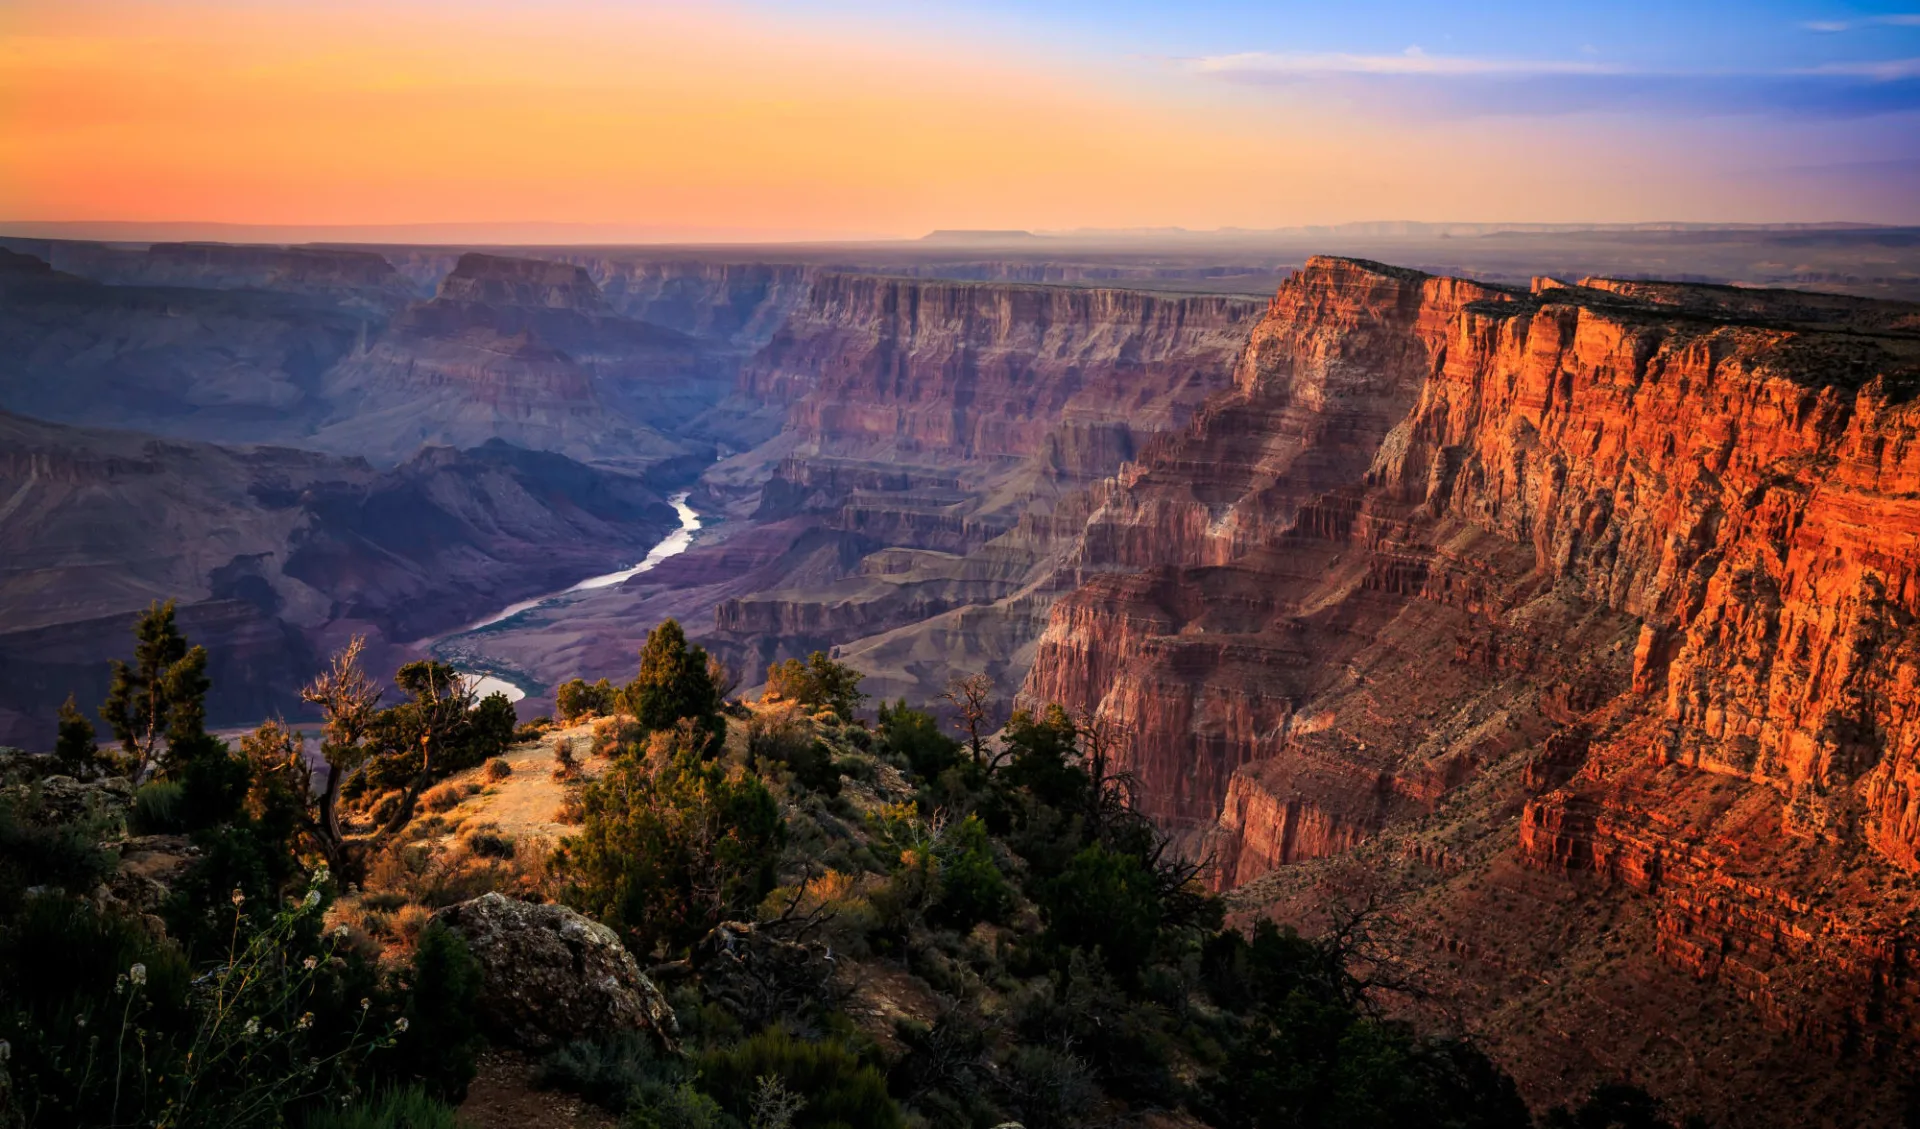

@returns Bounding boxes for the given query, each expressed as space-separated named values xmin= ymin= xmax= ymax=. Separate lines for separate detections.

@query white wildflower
xmin=333 ymin=925 xmax=350 ymax=940
xmin=393 ymin=1017 xmax=409 ymax=1033
xmin=297 ymin=1012 xmax=314 ymax=1030
xmin=303 ymin=889 xmax=322 ymax=908
xmin=242 ymin=1017 xmax=260 ymax=1037
xmin=128 ymin=962 xmax=147 ymax=987
xmin=303 ymin=957 xmax=318 ymax=971
xmin=360 ymin=998 xmax=371 ymax=1011
xmin=231 ymin=888 xmax=246 ymax=907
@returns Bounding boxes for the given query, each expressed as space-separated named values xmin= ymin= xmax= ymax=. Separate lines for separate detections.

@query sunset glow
xmin=4 ymin=0 xmax=1917 ymax=238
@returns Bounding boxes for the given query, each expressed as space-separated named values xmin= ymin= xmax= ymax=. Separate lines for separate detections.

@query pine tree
xmin=623 ymin=619 xmax=723 ymax=746
xmin=99 ymin=600 xmax=211 ymax=778
xmin=53 ymin=693 xmax=99 ymax=773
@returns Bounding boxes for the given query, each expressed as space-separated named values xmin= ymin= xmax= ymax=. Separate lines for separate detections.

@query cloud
xmin=1186 ymin=50 xmax=1920 ymax=119
xmin=1803 ymin=14 xmax=1920 ymax=32
xmin=1190 ymin=47 xmax=1624 ymax=79
xmin=1802 ymin=57 xmax=1920 ymax=79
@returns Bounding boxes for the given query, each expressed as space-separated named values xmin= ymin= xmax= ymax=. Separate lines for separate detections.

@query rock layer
xmin=1021 ymin=256 xmax=1920 ymax=1107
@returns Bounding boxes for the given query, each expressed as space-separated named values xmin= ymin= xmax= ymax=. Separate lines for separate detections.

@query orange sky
xmin=0 ymin=0 xmax=1892 ymax=238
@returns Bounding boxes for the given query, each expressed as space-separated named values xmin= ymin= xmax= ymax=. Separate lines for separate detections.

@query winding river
xmin=445 ymin=491 xmax=702 ymax=702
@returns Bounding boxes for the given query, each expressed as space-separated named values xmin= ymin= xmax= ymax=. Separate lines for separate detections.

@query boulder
xmin=431 ymin=892 xmax=678 ymax=1053
xmin=19 ymin=775 xmax=135 ymax=825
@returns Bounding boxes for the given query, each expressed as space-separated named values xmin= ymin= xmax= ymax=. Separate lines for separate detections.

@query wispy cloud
xmin=1190 ymin=47 xmax=1624 ymax=79
xmin=1803 ymin=13 xmax=1920 ymax=32
xmin=1803 ymin=56 xmax=1920 ymax=79
xmin=1185 ymin=48 xmax=1920 ymax=119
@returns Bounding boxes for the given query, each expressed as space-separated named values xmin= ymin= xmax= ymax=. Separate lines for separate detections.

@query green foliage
xmin=99 ymin=599 xmax=212 ymax=777
xmin=301 ymin=1086 xmax=461 ymax=1129
xmin=54 ymin=693 xmax=100 ymax=774
xmin=555 ymin=677 xmax=620 ymax=723
xmin=765 ymin=652 xmax=866 ymax=720
xmin=561 ymin=742 xmax=784 ymax=957
xmin=1038 ymin=844 xmax=1163 ymax=981
xmin=874 ymin=700 xmax=959 ymax=779
xmin=131 ymin=779 xmax=188 ymax=834
xmin=2 ymin=872 xmax=398 ymax=1129
xmin=387 ymin=923 xmax=483 ymax=1102
xmin=698 ymin=1027 xmax=905 ymax=1129
xmin=362 ymin=664 xmax=516 ymax=792
xmin=625 ymin=620 xmax=724 ymax=744
xmin=0 ymin=792 xmax=117 ymax=904
xmin=1196 ymin=920 xmax=1530 ymax=1129
xmin=929 ymin=815 xmax=1011 ymax=932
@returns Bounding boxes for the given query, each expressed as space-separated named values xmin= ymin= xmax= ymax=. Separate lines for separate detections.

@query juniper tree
xmin=98 ymin=599 xmax=211 ymax=778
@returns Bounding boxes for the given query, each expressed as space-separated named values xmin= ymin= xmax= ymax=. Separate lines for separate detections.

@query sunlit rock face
xmin=1023 ymin=256 xmax=1920 ymax=1078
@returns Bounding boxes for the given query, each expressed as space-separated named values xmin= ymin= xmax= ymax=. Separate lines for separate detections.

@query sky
xmin=2 ymin=0 xmax=1917 ymax=240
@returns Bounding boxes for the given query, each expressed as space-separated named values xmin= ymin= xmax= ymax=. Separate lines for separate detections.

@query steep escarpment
xmin=744 ymin=273 xmax=1260 ymax=484
xmin=698 ymin=276 xmax=1261 ymax=685
xmin=0 ymin=411 xmax=676 ymax=745
xmin=316 ymin=253 xmax=716 ymax=467
xmin=1022 ymin=256 xmax=1920 ymax=1112
xmin=39 ymin=241 xmax=419 ymax=310
xmin=0 ymin=248 xmax=371 ymax=443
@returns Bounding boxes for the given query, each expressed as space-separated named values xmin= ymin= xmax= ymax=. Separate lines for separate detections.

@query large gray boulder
xmin=431 ymin=892 xmax=678 ymax=1053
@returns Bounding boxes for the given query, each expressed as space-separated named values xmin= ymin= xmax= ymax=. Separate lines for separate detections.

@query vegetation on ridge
xmin=0 ymin=610 xmax=1689 ymax=1128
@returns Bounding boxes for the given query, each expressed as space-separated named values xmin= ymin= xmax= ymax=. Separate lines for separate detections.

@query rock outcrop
xmin=432 ymin=893 xmax=678 ymax=1053
xmin=1020 ymin=256 xmax=1920 ymax=1110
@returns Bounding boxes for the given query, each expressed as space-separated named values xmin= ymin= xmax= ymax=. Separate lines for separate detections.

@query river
xmin=447 ymin=491 xmax=702 ymax=703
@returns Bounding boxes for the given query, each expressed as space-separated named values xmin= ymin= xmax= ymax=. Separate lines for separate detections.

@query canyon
xmin=4 ymin=227 xmax=1920 ymax=1120
xmin=1021 ymin=257 xmax=1920 ymax=1120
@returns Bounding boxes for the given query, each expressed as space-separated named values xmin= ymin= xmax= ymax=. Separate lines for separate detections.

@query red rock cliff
xmin=1022 ymin=256 xmax=1920 ymax=1093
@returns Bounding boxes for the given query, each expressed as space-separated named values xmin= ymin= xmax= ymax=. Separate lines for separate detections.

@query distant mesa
xmin=919 ymin=229 xmax=1040 ymax=242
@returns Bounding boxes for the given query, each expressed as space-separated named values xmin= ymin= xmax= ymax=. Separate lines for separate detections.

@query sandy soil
xmin=431 ymin=721 xmax=609 ymax=847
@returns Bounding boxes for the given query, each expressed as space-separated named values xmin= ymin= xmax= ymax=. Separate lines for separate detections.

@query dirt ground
xmin=456 ymin=1049 xmax=618 ymax=1129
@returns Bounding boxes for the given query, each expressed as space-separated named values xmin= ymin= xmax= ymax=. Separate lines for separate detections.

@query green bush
xmin=561 ymin=744 xmax=783 ymax=957
xmin=302 ymin=1085 xmax=461 ymax=1129
xmin=131 ymin=779 xmax=187 ymax=833
xmin=930 ymin=815 xmax=1011 ymax=931
xmin=388 ymin=923 xmax=483 ymax=1101
xmin=698 ymin=1027 xmax=904 ymax=1129
xmin=765 ymin=652 xmax=866 ymax=720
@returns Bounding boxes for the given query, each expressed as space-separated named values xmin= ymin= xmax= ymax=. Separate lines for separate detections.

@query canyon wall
xmin=1021 ymin=256 xmax=1920 ymax=1108
xmin=743 ymin=273 xmax=1260 ymax=486
xmin=0 ymin=411 xmax=678 ymax=746
xmin=701 ymin=275 xmax=1263 ymax=689
xmin=316 ymin=252 xmax=716 ymax=467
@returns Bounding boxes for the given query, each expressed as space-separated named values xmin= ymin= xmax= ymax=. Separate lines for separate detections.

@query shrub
xmin=560 ymin=744 xmax=783 ymax=957
xmin=556 ymin=677 xmax=620 ymax=724
xmin=303 ymin=1086 xmax=461 ymax=1129
xmin=698 ymin=1027 xmax=904 ymax=1129
xmin=930 ymin=816 xmax=1012 ymax=931
xmin=552 ymin=736 xmax=580 ymax=780
xmin=421 ymin=783 xmax=463 ymax=813
xmin=465 ymin=830 xmax=516 ymax=859
xmin=764 ymin=652 xmax=865 ymax=720
xmin=387 ymin=923 xmax=483 ymax=1102
xmin=129 ymin=779 xmax=187 ymax=834
xmin=876 ymin=700 xmax=960 ymax=779
xmin=484 ymin=758 xmax=512 ymax=781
